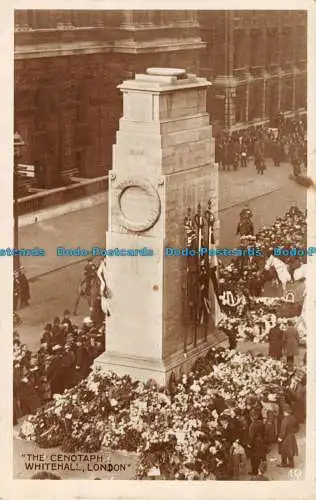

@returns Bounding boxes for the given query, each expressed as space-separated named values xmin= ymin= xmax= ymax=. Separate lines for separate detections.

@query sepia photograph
xmin=9 ymin=7 xmax=312 ymax=485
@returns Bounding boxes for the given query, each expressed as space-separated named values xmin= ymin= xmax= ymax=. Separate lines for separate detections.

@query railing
xmin=18 ymin=175 xmax=108 ymax=215
xmin=17 ymin=164 xmax=35 ymax=178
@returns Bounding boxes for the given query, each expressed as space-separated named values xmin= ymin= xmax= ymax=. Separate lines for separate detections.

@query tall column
xmin=292 ymin=70 xmax=297 ymax=111
xmin=245 ymin=84 xmax=250 ymax=123
xmin=225 ymin=87 xmax=236 ymax=130
xmin=95 ymin=68 xmax=218 ymax=384
xmin=277 ymin=26 xmax=283 ymax=111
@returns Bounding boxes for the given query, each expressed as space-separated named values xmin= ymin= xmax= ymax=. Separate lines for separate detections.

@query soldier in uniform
xmin=240 ymin=204 xmax=253 ymax=220
xmin=73 ymin=258 xmax=97 ymax=315
xmin=18 ymin=268 xmax=30 ymax=308
xmin=236 ymin=218 xmax=254 ymax=237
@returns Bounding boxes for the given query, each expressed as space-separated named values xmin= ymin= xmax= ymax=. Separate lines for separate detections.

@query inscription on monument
xmin=130 ymin=149 xmax=144 ymax=156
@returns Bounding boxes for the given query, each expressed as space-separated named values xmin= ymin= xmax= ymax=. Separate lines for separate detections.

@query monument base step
xmin=94 ymin=328 xmax=228 ymax=386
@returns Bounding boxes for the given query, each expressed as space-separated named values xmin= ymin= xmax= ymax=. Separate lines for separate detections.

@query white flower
xmin=211 ymin=409 xmax=218 ymax=420
xmin=20 ymin=420 xmax=35 ymax=440
xmin=190 ymin=383 xmax=200 ymax=393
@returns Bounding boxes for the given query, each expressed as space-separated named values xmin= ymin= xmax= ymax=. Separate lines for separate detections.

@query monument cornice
xmin=118 ymin=70 xmax=211 ymax=93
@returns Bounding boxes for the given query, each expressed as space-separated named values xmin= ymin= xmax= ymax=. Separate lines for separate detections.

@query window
xmin=281 ymin=78 xmax=293 ymax=112
xmin=282 ymin=27 xmax=293 ymax=63
xmin=233 ymin=30 xmax=245 ymax=69
xmin=248 ymin=80 xmax=263 ymax=120
xmin=235 ymin=85 xmax=246 ymax=123
xmin=267 ymin=28 xmax=279 ymax=65
xmin=296 ymin=76 xmax=307 ymax=109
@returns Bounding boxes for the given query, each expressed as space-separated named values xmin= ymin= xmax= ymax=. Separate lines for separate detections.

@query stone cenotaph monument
xmin=95 ymin=68 xmax=219 ymax=385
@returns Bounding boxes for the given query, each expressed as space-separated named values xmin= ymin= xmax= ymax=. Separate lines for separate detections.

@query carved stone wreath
xmin=115 ymin=177 xmax=161 ymax=232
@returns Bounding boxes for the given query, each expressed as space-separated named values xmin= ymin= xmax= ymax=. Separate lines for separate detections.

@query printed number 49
xmin=289 ymin=468 xmax=303 ymax=479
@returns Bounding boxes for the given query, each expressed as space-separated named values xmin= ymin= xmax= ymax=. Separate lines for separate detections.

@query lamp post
xmin=13 ymin=132 xmax=25 ymax=271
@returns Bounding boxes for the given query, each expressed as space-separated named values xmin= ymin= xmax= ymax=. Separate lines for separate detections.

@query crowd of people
xmin=215 ymin=114 xmax=307 ymax=176
xmin=13 ymin=311 xmax=105 ymax=424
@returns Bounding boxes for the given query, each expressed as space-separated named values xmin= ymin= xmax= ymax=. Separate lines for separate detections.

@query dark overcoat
xmin=268 ymin=326 xmax=283 ymax=358
xmin=278 ymin=414 xmax=299 ymax=457
xmin=283 ymin=327 xmax=300 ymax=357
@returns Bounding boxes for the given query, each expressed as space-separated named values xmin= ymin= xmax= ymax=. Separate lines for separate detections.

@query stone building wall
xmin=14 ymin=10 xmax=205 ymax=185
xmin=199 ymin=10 xmax=307 ymax=133
xmin=14 ymin=10 xmax=307 ymax=185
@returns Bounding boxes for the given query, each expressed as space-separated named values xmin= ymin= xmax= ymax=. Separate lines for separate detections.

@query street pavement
xmin=13 ymin=158 xmax=307 ymax=480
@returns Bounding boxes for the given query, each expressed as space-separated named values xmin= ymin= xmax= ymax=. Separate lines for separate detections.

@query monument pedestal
xmin=94 ymin=68 xmax=219 ymax=385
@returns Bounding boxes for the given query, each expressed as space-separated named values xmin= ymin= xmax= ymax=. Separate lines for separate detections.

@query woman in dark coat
xmin=248 ymin=411 xmax=267 ymax=476
xmin=13 ymin=363 xmax=22 ymax=424
xmin=292 ymin=377 xmax=306 ymax=424
xmin=268 ymin=322 xmax=283 ymax=360
xmin=278 ymin=405 xmax=299 ymax=468
xmin=19 ymin=376 xmax=41 ymax=416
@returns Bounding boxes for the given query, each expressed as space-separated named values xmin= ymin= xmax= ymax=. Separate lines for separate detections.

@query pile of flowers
xmin=19 ymin=347 xmax=291 ymax=479
xmin=218 ymin=296 xmax=306 ymax=345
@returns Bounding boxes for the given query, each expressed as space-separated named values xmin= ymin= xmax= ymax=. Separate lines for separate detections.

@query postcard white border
xmin=1 ymin=1 xmax=315 ymax=499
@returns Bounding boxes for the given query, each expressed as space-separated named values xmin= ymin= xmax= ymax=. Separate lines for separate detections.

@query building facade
xmin=199 ymin=11 xmax=307 ymax=133
xmin=14 ymin=10 xmax=307 ymax=185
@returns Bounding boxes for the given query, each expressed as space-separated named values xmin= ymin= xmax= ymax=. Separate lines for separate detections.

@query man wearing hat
xmin=268 ymin=320 xmax=283 ymax=361
xmin=47 ymin=345 xmax=64 ymax=394
xmin=283 ymin=320 xmax=300 ymax=370
xmin=60 ymin=343 xmax=76 ymax=389
xmin=41 ymin=323 xmax=53 ymax=346
xmin=278 ymin=404 xmax=299 ymax=468
xmin=61 ymin=309 xmax=72 ymax=328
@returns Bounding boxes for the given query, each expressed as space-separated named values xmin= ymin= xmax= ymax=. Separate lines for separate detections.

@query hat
xmin=63 ymin=309 xmax=70 ymax=316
